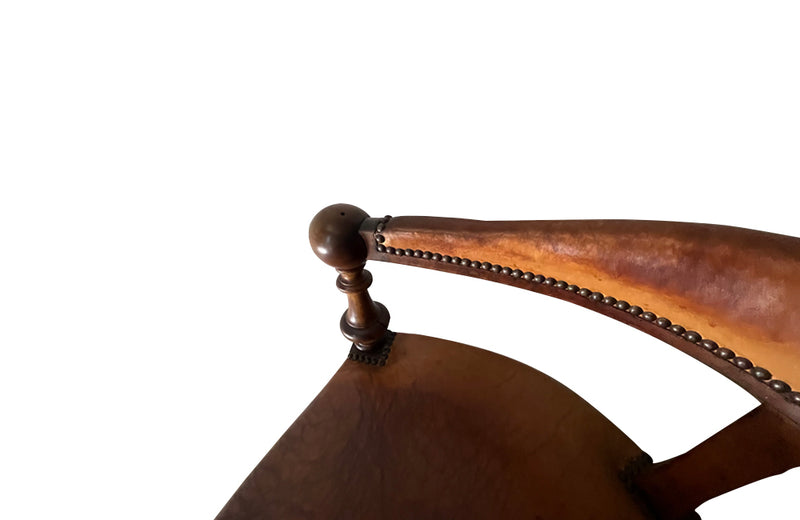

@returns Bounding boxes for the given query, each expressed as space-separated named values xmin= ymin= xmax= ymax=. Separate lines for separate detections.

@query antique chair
xmin=215 ymin=204 xmax=800 ymax=519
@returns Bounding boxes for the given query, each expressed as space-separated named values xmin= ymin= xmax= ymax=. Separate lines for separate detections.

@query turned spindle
xmin=309 ymin=204 xmax=390 ymax=351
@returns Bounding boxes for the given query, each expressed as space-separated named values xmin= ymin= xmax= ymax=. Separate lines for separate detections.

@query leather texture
xmin=215 ymin=333 xmax=655 ymax=520
xmin=379 ymin=218 xmax=800 ymax=390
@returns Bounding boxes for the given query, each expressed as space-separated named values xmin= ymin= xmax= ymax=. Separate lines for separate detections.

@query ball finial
xmin=309 ymin=204 xmax=370 ymax=271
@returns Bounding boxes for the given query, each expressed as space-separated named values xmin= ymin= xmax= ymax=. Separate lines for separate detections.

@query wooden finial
xmin=309 ymin=204 xmax=390 ymax=351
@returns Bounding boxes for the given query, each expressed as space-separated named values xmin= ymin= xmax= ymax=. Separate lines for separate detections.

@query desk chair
xmin=215 ymin=204 xmax=800 ymax=519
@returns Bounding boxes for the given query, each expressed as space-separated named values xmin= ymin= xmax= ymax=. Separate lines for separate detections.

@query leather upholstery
xmin=379 ymin=218 xmax=800 ymax=390
xmin=215 ymin=333 xmax=655 ymax=519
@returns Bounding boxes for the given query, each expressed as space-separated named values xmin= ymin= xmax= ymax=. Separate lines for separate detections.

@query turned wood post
xmin=309 ymin=204 xmax=390 ymax=351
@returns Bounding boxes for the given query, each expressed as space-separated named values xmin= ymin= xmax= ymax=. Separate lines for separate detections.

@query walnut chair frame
xmin=215 ymin=204 xmax=800 ymax=519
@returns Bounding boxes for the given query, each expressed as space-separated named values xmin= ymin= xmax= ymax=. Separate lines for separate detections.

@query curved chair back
xmin=365 ymin=215 xmax=800 ymax=422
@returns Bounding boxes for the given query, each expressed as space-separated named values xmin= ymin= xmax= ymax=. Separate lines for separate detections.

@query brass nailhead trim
xmin=373 ymin=224 xmax=800 ymax=406
xmin=348 ymin=331 xmax=395 ymax=366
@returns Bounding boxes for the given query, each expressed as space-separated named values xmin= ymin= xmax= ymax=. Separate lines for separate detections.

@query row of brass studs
xmin=373 ymin=227 xmax=800 ymax=406
xmin=347 ymin=331 xmax=395 ymax=366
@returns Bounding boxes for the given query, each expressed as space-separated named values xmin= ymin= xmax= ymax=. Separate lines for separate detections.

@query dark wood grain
xmin=309 ymin=204 xmax=389 ymax=350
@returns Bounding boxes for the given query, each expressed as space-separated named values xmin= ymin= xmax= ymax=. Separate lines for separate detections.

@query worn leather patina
xmin=214 ymin=206 xmax=800 ymax=519
xmin=215 ymin=334 xmax=654 ymax=520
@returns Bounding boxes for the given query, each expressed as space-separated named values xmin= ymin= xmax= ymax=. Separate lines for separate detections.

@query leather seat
xmin=216 ymin=333 xmax=654 ymax=519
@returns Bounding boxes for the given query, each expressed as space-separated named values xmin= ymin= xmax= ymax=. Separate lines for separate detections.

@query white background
xmin=2 ymin=2 xmax=799 ymax=519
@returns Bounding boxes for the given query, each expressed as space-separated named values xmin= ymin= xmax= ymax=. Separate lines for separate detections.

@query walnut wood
xmin=635 ymin=404 xmax=800 ymax=519
xmin=215 ymin=333 xmax=658 ymax=520
xmin=337 ymin=268 xmax=390 ymax=351
xmin=308 ymin=203 xmax=370 ymax=271
xmin=366 ymin=216 xmax=800 ymax=425
xmin=309 ymin=204 xmax=389 ymax=350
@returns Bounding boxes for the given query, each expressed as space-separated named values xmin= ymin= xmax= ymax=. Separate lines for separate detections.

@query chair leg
xmin=634 ymin=405 xmax=800 ymax=519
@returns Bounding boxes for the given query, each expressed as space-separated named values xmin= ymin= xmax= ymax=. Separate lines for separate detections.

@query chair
xmin=215 ymin=204 xmax=800 ymax=519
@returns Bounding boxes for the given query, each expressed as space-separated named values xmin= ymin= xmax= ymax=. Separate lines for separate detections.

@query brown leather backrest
xmin=364 ymin=216 xmax=800 ymax=423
